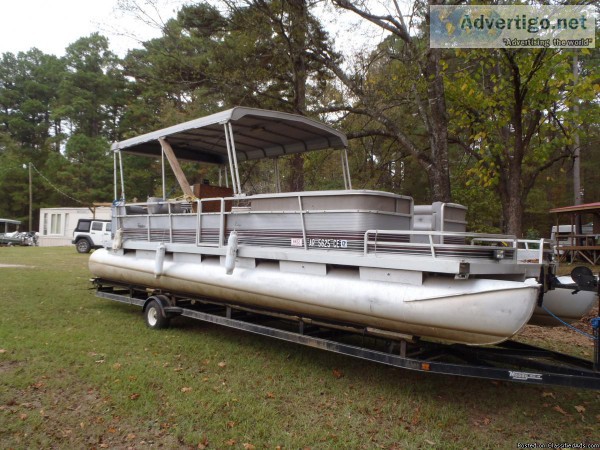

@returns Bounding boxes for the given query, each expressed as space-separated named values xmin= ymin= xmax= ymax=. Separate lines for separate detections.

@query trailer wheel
xmin=145 ymin=299 xmax=170 ymax=329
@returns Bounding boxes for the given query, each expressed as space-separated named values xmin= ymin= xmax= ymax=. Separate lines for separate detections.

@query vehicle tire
xmin=144 ymin=299 xmax=170 ymax=329
xmin=76 ymin=238 xmax=92 ymax=253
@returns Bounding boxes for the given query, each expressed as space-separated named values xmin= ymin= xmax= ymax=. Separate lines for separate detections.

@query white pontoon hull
xmin=529 ymin=276 xmax=597 ymax=327
xmin=89 ymin=248 xmax=539 ymax=345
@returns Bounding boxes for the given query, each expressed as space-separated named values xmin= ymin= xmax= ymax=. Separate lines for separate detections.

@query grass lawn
xmin=1 ymin=246 xmax=599 ymax=449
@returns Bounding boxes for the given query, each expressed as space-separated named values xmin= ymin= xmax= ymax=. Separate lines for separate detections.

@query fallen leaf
xmin=575 ymin=405 xmax=586 ymax=413
xmin=129 ymin=393 xmax=140 ymax=400
xmin=112 ymin=363 xmax=122 ymax=370
xmin=20 ymin=413 xmax=28 ymax=420
xmin=0 ymin=349 xmax=7 ymax=353
xmin=218 ymin=361 xmax=227 ymax=368
xmin=266 ymin=392 xmax=275 ymax=399
xmin=425 ymin=440 xmax=435 ymax=445
xmin=100 ymin=444 xmax=109 ymax=448
xmin=225 ymin=439 xmax=236 ymax=446
xmin=553 ymin=405 xmax=567 ymax=415
xmin=181 ymin=387 xmax=192 ymax=393
xmin=332 ymin=369 xmax=344 ymax=379
xmin=243 ymin=444 xmax=256 ymax=450
xmin=483 ymin=417 xmax=491 ymax=426
xmin=126 ymin=433 xmax=136 ymax=441
xmin=226 ymin=421 xmax=236 ymax=428
xmin=542 ymin=391 xmax=555 ymax=398
xmin=411 ymin=406 xmax=421 ymax=425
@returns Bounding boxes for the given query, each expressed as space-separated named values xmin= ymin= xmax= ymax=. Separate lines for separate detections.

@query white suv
xmin=72 ymin=219 xmax=111 ymax=253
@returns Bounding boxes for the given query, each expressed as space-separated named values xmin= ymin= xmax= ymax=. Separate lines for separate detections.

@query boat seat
xmin=192 ymin=183 xmax=233 ymax=213
xmin=147 ymin=197 xmax=168 ymax=214
xmin=125 ymin=205 xmax=147 ymax=215
xmin=411 ymin=202 xmax=467 ymax=244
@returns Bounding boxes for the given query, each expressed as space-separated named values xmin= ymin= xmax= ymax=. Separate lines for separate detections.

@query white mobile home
xmin=38 ymin=207 xmax=111 ymax=247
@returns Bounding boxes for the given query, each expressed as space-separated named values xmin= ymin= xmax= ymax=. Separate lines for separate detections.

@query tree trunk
xmin=287 ymin=0 xmax=308 ymax=192
xmin=423 ymin=46 xmax=451 ymax=202
xmin=572 ymin=53 xmax=582 ymax=205
xmin=498 ymin=156 xmax=524 ymax=236
xmin=502 ymin=194 xmax=524 ymax=237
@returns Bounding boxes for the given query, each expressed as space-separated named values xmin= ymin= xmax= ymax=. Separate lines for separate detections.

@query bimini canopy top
xmin=112 ymin=107 xmax=348 ymax=164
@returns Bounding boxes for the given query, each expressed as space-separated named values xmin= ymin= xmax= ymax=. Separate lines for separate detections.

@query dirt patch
xmin=0 ymin=359 xmax=25 ymax=375
xmin=519 ymin=304 xmax=598 ymax=350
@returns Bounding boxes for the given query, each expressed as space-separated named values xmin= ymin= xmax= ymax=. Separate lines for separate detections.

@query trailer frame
xmin=92 ymin=278 xmax=600 ymax=390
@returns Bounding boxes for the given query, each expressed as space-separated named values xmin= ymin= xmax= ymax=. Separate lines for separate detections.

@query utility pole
xmin=29 ymin=162 xmax=33 ymax=232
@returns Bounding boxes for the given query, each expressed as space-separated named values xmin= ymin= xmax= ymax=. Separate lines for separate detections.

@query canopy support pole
xmin=113 ymin=148 xmax=117 ymax=201
xmin=118 ymin=150 xmax=125 ymax=201
xmin=224 ymin=123 xmax=242 ymax=195
xmin=228 ymin=123 xmax=242 ymax=195
xmin=161 ymin=148 xmax=166 ymax=199
xmin=223 ymin=124 xmax=238 ymax=195
xmin=274 ymin=157 xmax=281 ymax=193
xmin=341 ymin=148 xmax=352 ymax=190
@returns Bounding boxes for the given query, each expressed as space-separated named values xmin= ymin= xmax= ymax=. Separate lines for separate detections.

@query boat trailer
xmin=93 ymin=278 xmax=600 ymax=390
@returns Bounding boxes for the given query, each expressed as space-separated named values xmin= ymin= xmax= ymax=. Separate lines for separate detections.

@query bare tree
xmin=316 ymin=0 xmax=452 ymax=201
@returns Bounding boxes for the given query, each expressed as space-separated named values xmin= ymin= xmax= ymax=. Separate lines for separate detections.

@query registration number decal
xmin=308 ymin=238 xmax=348 ymax=249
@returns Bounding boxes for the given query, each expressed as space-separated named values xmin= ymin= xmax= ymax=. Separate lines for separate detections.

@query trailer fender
xmin=143 ymin=295 xmax=171 ymax=318
xmin=143 ymin=295 xmax=174 ymax=329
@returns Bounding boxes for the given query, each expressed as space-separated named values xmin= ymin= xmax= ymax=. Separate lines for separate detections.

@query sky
xmin=0 ymin=0 xmax=391 ymax=59
xmin=0 ymin=0 xmax=187 ymax=57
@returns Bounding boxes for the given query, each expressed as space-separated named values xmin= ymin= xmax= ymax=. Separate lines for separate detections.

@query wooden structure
xmin=550 ymin=202 xmax=600 ymax=264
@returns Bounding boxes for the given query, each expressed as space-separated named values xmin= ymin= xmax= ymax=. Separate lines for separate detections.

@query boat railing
xmin=471 ymin=237 xmax=554 ymax=264
xmin=116 ymin=196 xmax=249 ymax=248
xmin=116 ymin=198 xmax=544 ymax=264
xmin=196 ymin=197 xmax=228 ymax=247
xmin=364 ymin=230 xmax=522 ymax=260
xmin=116 ymin=192 xmax=413 ymax=249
